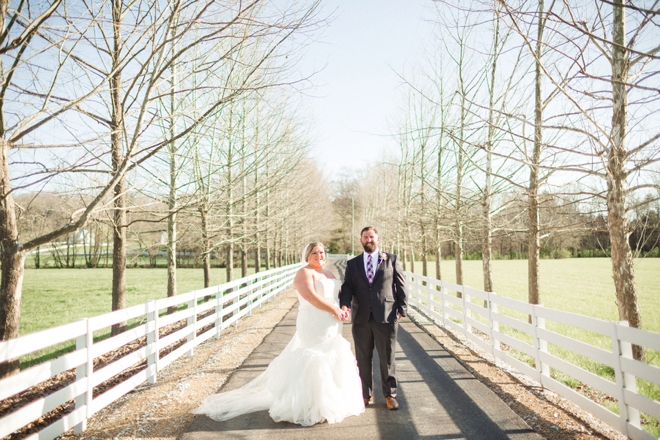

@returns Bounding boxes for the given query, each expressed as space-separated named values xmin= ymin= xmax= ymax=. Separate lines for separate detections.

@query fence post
xmin=531 ymin=304 xmax=549 ymax=384
xmin=74 ymin=318 xmax=93 ymax=434
xmin=614 ymin=321 xmax=640 ymax=436
xmin=154 ymin=300 xmax=161 ymax=374
xmin=232 ymin=285 xmax=239 ymax=327
xmin=216 ymin=285 xmax=223 ymax=338
xmin=258 ymin=273 xmax=264 ymax=308
xmin=440 ymin=281 xmax=448 ymax=328
xmin=457 ymin=284 xmax=466 ymax=338
xmin=488 ymin=293 xmax=503 ymax=368
xmin=187 ymin=291 xmax=197 ymax=357
xmin=463 ymin=286 xmax=471 ymax=337
xmin=146 ymin=300 xmax=157 ymax=385
xmin=248 ymin=280 xmax=253 ymax=316
xmin=427 ymin=278 xmax=435 ymax=317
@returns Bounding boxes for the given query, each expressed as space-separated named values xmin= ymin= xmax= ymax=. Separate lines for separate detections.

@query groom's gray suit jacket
xmin=339 ymin=252 xmax=408 ymax=324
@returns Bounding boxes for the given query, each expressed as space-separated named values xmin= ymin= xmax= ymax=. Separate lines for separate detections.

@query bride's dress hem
xmin=192 ymin=278 xmax=365 ymax=427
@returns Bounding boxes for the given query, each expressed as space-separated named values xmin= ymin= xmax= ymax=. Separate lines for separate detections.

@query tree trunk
xmin=528 ymin=0 xmax=544 ymax=310
xmin=455 ymin=229 xmax=464 ymax=292
xmin=110 ymin=0 xmax=127 ymax=336
xmin=111 ymin=174 xmax=127 ymax=334
xmin=434 ymin=221 xmax=442 ymax=282
xmin=527 ymin=190 xmax=540 ymax=305
xmin=435 ymin=243 xmax=442 ymax=281
xmin=455 ymin=35 xmax=467 ymax=296
xmin=0 ymin=139 xmax=26 ymax=377
xmin=34 ymin=247 xmax=40 ymax=269
xmin=166 ymin=134 xmax=177 ymax=308
xmin=254 ymin=183 xmax=261 ymax=274
xmin=200 ymin=204 xmax=211 ymax=288
xmin=241 ymin=248 xmax=247 ymax=277
xmin=482 ymin=6 xmax=499 ymax=297
xmin=226 ymin=243 xmax=234 ymax=282
xmin=421 ymin=232 xmax=428 ymax=277
xmin=609 ymin=0 xmax=643 ymax=360
xmin=166 ymin=5 xmax=179 ymax=313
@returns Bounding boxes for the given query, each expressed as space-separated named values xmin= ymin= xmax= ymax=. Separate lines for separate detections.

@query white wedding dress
xmin=193 ymin=278 xmax=365 ymax=426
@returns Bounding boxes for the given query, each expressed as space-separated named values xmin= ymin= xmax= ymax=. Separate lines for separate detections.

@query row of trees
xmin=332 ymin=188 xmax=659 ymax=261
xmin=333 ymin=1 xmax=659 ymax=360
xmin=0 ymin=0 xmax=332 ymax=377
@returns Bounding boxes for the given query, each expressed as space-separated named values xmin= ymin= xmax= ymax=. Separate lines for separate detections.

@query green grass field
xmin=20 ymin=267 xmax=253 ymax=336
xmin=407 ymin=257 xmax=659 ymax=332
xmin=19 ymin=258 xmax=658 ymax=335
xmin=15 ymin=267 xmax=259 ymax=369
xmin=407 ymin=257 xmax=660 ymax=436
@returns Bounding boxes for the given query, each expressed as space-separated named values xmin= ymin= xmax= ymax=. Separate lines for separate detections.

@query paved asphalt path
xmin=180 ymin=259 xmax=542 ymax=439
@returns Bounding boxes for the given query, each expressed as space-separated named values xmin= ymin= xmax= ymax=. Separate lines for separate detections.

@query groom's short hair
xmin=360 ymin=226 xmax=378 ymax=236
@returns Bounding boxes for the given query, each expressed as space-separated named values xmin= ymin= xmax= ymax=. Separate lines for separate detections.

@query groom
xmin=340 ymin=226 xmax=408 ymax=410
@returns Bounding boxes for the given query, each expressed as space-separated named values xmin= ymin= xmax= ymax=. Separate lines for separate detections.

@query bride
xmin=192 ymin=242 xmax=365 ymax=426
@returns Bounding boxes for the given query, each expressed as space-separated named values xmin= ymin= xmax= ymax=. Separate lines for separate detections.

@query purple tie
xmin=367 ymin=254 xmax=375 ymax=284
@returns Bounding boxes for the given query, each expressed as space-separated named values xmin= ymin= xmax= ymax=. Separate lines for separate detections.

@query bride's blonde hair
xmin=304 ymin=242 xmax=325 ymax=262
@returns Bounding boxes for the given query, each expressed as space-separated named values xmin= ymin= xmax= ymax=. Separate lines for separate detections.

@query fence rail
xmin=0 ymin=263 xmax=300 ymax=440
xmin=405 ymin=270 xmax=660 ymax=440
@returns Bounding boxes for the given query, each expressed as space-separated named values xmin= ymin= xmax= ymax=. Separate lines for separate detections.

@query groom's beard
xmin=362 ymin=242 xmax=377 ymax=253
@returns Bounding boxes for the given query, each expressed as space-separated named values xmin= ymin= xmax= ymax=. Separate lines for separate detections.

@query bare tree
xmin=0 ymin=0 xmax=325 ymax=376
xmin=502 ymin=0 xmax=660 ymax=358
xmin=0 ymin=0 xmax=124 ymax=376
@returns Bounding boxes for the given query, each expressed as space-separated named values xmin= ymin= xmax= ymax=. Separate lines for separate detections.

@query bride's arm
xmin=293 ymin=268 xmax=343 ymax=319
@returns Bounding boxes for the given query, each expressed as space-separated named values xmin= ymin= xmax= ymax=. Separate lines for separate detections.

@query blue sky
xmin=302 ymin=0 xmax=436 ymax=176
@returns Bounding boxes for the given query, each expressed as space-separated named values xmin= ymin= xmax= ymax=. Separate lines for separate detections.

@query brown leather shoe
xmin=385 ymin=396 xmax=399 ymax=410
xmin=363 ymin=397 xmax=374 ymax=406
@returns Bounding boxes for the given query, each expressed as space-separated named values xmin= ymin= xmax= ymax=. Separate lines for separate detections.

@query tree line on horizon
xmin=329 ymin=188 xmax=660 ymax=263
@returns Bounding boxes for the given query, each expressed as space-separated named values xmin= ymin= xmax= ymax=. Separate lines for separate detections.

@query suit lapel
xmin=372 ymin=252 xmax=384 ymax=283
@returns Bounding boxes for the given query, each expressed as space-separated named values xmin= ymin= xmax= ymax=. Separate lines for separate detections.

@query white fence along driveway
xmin=405 ymin=270 xmax=660 ymax=440
xmin=0 ymin=263 xmax=300 ymax=440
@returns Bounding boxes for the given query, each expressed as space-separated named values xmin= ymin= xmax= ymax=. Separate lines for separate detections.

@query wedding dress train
xmin=192 ymin=278 xmax=365 ymax=426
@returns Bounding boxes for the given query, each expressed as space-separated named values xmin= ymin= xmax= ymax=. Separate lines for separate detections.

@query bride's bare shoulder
xmin=294 ymin=265 xmax=313 ymax=279
xmin=297 ymin=264 xmax=309 ymax=272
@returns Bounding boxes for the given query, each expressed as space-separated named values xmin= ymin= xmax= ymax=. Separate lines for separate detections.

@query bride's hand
xmin=332 ymin=306 xmax=346 ymax=321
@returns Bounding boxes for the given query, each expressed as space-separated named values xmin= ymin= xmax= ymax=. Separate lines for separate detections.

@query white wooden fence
xmin=0 ymin=263 xmax=300 ymax=440
xmin=405 ymin=271 xmax=660 ymax=440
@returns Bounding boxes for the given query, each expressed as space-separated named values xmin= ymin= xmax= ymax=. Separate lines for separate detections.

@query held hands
xmin=333 ymin=306 xmax=350 ymax=322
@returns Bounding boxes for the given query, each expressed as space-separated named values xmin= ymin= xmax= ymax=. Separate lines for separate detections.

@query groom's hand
xmin=341 ymin=305 xmax=350 ymax=321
